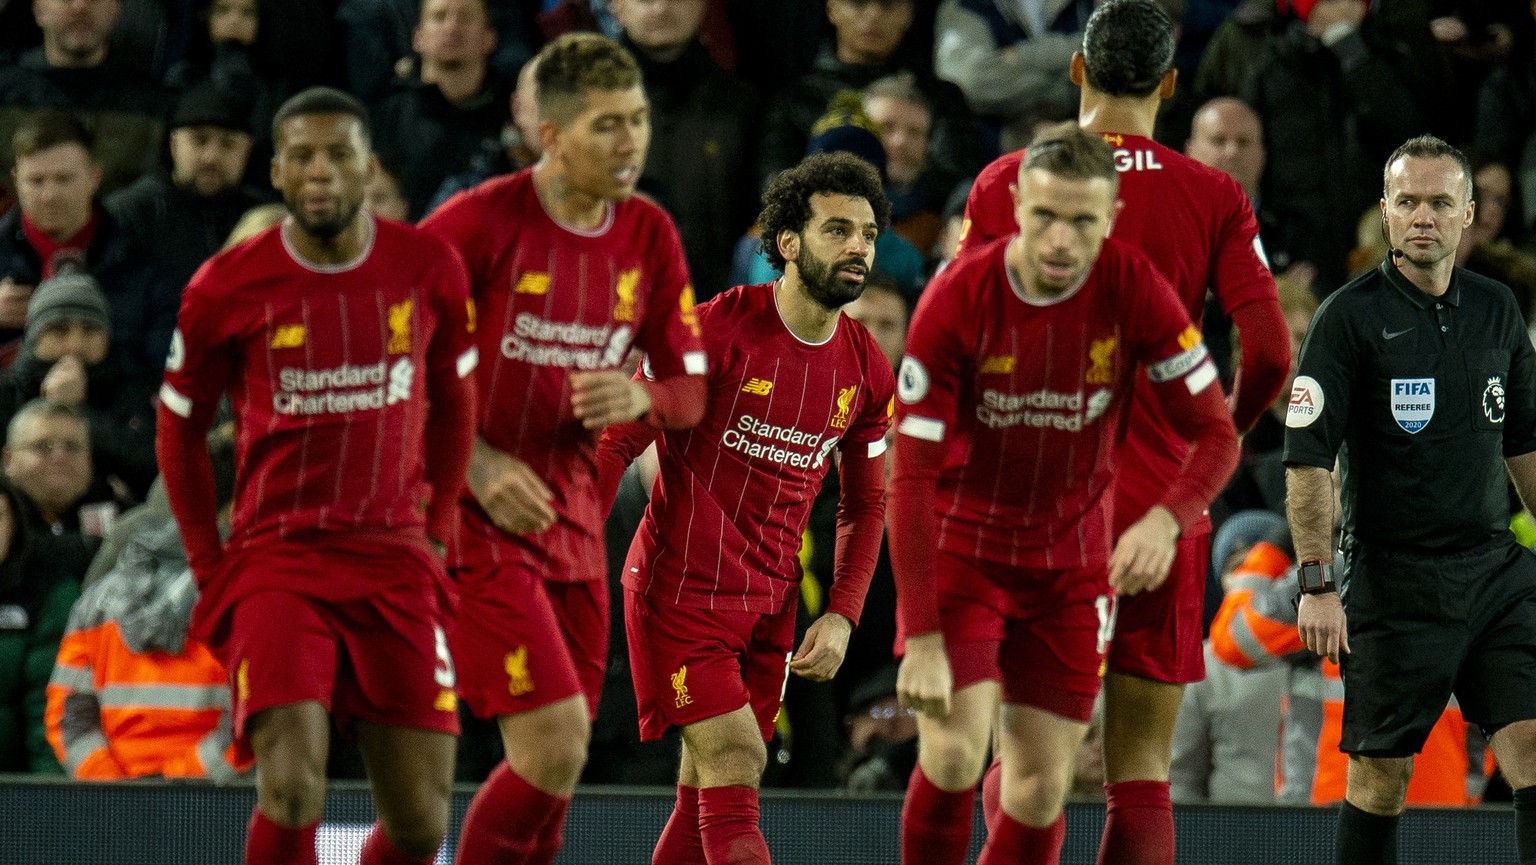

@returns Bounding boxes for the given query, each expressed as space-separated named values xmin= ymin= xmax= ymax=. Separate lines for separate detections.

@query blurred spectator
xmin=2 ymin=399 xmax=112 ymax=578
xmin=1345 ymin=204 xmax=1390 ymax=279
xmin=223 ymin=202 xmax=287 ymax=249
xmin=105 ymin=82 xmax=268 ymax=291
xmin=1170 ymin=509 xmax=1288 ymax=804
xmin=425 ymin=54 xmax=541 ymax=213
xmin=615 ymin=0 xmax=761 ymax=300
xmin=169 ymin=0 xmax=291 ymax=193
xmin=841 ymin=273 xmax=908 ymax=370
xmin=0 ymin=111 xmax=180 ymax=384
xmin=245 ymin=0 xmax=346 ymax=91
xmin=1191 ymin=0 xmax=1276 ymax=104
xmin=539 ymin=0 xmax=736 ymax=71
xmin=724 ymin=0 xmax=826 ymax=93
xmin=931 ymin=0 xmax=1090 ymax=121
xmin=364 ymin=157 xmax=412 ymax=222
xmin=931 ymin=178 xmax=971 ymax=271
xmin=1242 ymin=0 xmax=1427 ymax=291
xmin=1426 ymin=3 xmax=1526 ymax=136
xmin=1475 ymin=3 xmax=1536 ymax=243
xmin=0 ymin=0 xmax=173 ymax=196
xmin=840 ymin=665 xmax=917 ymax=791
xmin=0 ymin=475 xmax=79 ymax=773
xmin=0 ymin=274 xmax=157 ymax=503
xmin=44 ymin=427 xmax=248 ymax=781
xmin=370 ymin=0 xmax=512 ymax=220
xmin=862 ymin=73 xmax=953 ymax=262
xmin=760 ymin=0 xmax=978 ymax=195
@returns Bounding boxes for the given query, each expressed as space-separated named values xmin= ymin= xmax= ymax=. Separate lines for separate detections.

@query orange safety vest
xmin=1208 ymin=539 xmax=1470 ymax=805
xmin=45 ymin=618 xmax=249 ymax=780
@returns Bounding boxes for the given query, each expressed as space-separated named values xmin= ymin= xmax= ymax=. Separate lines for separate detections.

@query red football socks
xmin=360 ymin=822 xmax=436 ymax=865
xmin=245 ymin=807 xmax=317 ymax=865
xmin=978 ymin=811 xmax=1065 ymax=865
xmin=697 ymin=785 xmax=770 ymax=865
xmin=980 ymin=757 xmax=1003 ymax=832
xmin=454 ymin=762 xmax=570 ymax=865
xmin=900 ymin=765 xmax=975 ymax=865
xmin=653 ymin=784 xmax=706 ymax=865
xmin=1097 ymin=780 xmax=1174 ymax=865
xmin=527 ymin=796 xmax=571 ymax=865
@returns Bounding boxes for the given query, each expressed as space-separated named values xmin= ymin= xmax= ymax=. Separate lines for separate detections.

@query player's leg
xmin=1097 ymin=534 xmax=1207 ymax=865
xmin=1335 ymin=754 xmax=1412 ymax=865
xmin=452 ymin=569 xmax=598 ymax=865
xmin=354 ymin=723 xmax=457 ymax=864
xmin=980 ymin=702 xmax=1090 ymax=865
xmin=652 ymin=744 xmax=706 ymax=865
xmin=229 ymin=589 xmax=341 ymax=865
xmin=902 ymin=678 xmax=1000 ymax=865
xmin=1490 ymin=720 xmax=1536 ymax=864
xmin=683 ymin=705 xmax=771 ymax=865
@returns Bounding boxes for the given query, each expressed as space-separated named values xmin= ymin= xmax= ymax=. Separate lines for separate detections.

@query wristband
xmin=1297 ymin=559 xmax=1336 ymax=595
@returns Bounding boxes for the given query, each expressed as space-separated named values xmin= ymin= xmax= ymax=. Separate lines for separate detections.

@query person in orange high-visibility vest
xmin=1209 ymin=518 xmax=1472 ymax=806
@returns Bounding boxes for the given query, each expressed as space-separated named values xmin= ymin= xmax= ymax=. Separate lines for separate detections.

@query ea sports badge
xmin=1286 ymin=375 xmax=1324 ymax=428
xmin=1390 ymin=377 xmax=1434 ymax=434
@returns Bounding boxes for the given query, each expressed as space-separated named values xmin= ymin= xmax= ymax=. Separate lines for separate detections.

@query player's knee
xmin=257 ymin=764 xmax=328 ymax=826
xmin=998 ymin=767 xmax=1071 ymax=826
xmin=381 ymin=805 xmax=450 ymax=858
xmin=692 ymin=735 xmax=767 ymax=787
xmin=1346 ymin=756 xmax=1412 ymax=815
xmin=918 ymin=735 xmax=988 ymax=790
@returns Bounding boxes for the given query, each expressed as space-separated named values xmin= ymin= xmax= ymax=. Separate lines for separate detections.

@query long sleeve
xmin=888 ymin=433 xmax=948 ymax=636
xmin=1152 ymin=366 xmax=1240 ymax=532
xmin=1227 ymin=298 xmax=1292 ymax=433
xmin=825 ymin=446 xmax=887 ymax=626
xmin=639 ymin=373 xmax=707 ymax=430
xmin=46 ymin=623 xmax=126 ymax=779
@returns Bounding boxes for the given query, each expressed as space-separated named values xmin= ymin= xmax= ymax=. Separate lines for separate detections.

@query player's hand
xmin=0 ymin=278 xmax=33 ymax=329
xmin=897 ymin=632 xmax=953 ymax=719
xmin=790 ymin=612 xmax=852 ymax=682
xmin=1108 ymin=505 xmax=1180 ymax=596
xmin=466 ymin=438 xmax=557 ymax=534
xmin=1298 ymin=591 xmax=1350 ymax=664
xmin=570 ymin=371 xmax=652 ymax=429
xmin=41 ymin=354 xmax=88 ymax=406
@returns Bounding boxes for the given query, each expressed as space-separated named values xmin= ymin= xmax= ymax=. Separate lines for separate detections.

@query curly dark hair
xmin=1082 ymin=0 xmax=1176 ymax=99
xmin=272 ymin=86 xmax=371 ymax=144
xmin=757 ymin=152 xmax=892 ymax=273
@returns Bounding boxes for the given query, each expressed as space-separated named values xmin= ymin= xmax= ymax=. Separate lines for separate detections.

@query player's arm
xmin=594 ymin=368 xmax=667 ymax=514
xmin=1208 ymin=537 xmax=1307 ymax=670
xmin=792 ymin=370 xmax=896 ymax=683
xmin=1502 ymin=299 xmax=1536 ymax=511
xmin=156 ymin=282 xmax=233 ymax=584
xmin=1215 ymin=195 xmax=1290 ymax=432
xmin=579 ymin=217 xmax=708 ymax=431
xmin=1282 ymin=294 xmax=1356 ymax=663
xmin=889 ymin=289 xmax=966 ymax=718
xmin=421 ymin=248 xmax=479 ymax=547
xmin=466 ymin=436 xmax=557 ymax=535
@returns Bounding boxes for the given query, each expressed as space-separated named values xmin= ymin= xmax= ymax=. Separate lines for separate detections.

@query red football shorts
xmin=225 ymin=581 xmax=460 ymax=743
xmin=625 ymin=589 xmax=798 ymax=742
xmin=450 ymin=561 xmax=609 ymax=720
xmin=932 ymin=550 xmax=1113 ymax=723
xmin=1106 ymin=531 xmax=1209 ymax=684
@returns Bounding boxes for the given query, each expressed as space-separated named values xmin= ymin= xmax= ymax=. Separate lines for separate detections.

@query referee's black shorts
xmin=1339 ymin=536 xmax=1536 ymax=757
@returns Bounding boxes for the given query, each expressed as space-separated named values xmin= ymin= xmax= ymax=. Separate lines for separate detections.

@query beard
xmin=284 ymin=192 xmax=363 ymax=241
xmin=796 ymin=245 xmax=869 ymax=311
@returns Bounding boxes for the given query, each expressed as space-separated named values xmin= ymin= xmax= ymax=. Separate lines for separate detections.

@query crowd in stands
xmin=0 ymin=0 xmax=1532 ymax=805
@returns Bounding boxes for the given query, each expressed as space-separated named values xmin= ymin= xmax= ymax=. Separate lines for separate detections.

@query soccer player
xmin=597 ymin=151 xmax=896 ymax=865
xmin=948 ymin=3 xmax=1290 ymax=862
xmin=156 ymin=87 xmax=478 ymax=865
xmin=419 ymin=33 xmax=708 ymax=865
xmin=891 ymin=123 xmax=1240 ymax=865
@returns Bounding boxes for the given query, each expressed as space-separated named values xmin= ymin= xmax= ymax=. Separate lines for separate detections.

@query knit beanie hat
xmin=24 ymin=272 xmax=111 ymax=353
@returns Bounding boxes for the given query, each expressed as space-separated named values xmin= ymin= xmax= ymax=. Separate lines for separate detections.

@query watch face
xmin=1299 ymin=562 xmax=1328 ymax=592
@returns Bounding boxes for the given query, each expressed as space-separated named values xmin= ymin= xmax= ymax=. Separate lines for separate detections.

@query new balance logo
xmin=742 ymin=378 xmax=773 ymax=396
xmin=270 ymin=324 xmax=305 ymax=349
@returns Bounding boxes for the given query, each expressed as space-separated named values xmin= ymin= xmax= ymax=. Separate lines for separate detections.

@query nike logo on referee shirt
xmin=1382 ymin=327 xmax=1413 ymax=340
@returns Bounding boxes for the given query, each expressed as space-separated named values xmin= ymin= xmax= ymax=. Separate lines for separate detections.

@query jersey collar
xmin=1378 ymin=256 xmax=1461 ymax=309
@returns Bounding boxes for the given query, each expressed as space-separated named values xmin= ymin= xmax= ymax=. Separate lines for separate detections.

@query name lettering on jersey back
xmin=273 ymin=358 xmax=416 ymax=415
xmin=722 ymin=414 xmax=838 ymax=470
xmin=1101 ymin=132 xmax=1164 ymax=171
xmin=977 ymin=388 xmax=1112 ymax=431
xmin=500 ymin=312 xmax=633 ymax=369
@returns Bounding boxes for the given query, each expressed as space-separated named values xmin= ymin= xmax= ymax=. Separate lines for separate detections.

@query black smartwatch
xmin=1297 ymin=560 xmax=1336 ymax=595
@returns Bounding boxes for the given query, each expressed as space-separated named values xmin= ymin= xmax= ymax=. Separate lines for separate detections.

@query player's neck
xmin=775 ymin=276 xmax=839 ymax=344
xmin=284 ymin=214 xmax=372 ymax=266
xmin=532 ymin=163 xmax=609 ymax=230
xmin=1393 ymin=255 xmax=1454 ymax=298
xmin=1077 ymin=93 xmax=1158 ymax=140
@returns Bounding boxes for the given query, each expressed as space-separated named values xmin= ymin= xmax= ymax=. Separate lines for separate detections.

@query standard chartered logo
xmin=975 ymin=387 xmax=1112 ymax=431
xmin=499 ymin=312 xmax=633 ymax=369
xmin=722 ymin=414 xmax=838 ymax=469
xmin=273 ymin=358 xmax=416 ymax=416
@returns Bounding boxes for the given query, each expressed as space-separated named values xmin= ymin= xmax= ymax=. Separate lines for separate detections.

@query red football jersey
xmin=159 ymin=216 xmax=478 ymax=558
xmin=605 ymin=283 xmax=895 ymax=615
xmin=959 ymin=134 xmax=1275 ymax=533
xmin=895 ymin=235 xmax=1214 ymax=571
xmin=421 ymin=169 xmax=707 ymax=582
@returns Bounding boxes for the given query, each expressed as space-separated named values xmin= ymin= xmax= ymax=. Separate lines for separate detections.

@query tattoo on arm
xmin=1286 ymin=465 xmax=1336 ymax=563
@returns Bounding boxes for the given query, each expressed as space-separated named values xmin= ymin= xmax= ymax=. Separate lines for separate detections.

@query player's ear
xmin=1069 ymin=52 xmax=1086 ymax=87
xmin=1106 ymin=198 xmax=1125 ymax=236
xmin=777 ymin=229 xmax=800 ymax=264
xmin=1159 ymin=67 xmax=1177 ymax=101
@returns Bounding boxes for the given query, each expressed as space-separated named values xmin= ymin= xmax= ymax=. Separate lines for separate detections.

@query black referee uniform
xmin=1284 ymin=257 xmax=1536 ymax=757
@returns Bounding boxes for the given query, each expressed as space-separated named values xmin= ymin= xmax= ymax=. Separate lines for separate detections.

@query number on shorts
xmin=433 ymin=625 xmax=456 ymax=688
xmin=1094 ymin=595 xmax=1117 ymax=656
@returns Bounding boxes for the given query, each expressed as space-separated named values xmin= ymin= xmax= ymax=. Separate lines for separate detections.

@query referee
xmin=1285 ymin=135 xmax=1536 ymax=865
